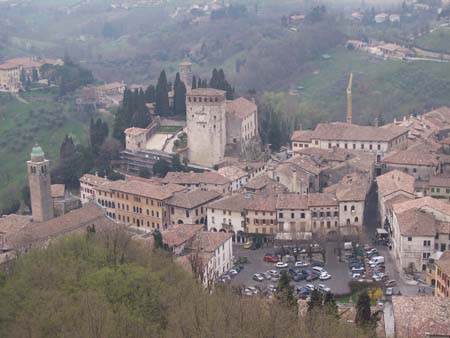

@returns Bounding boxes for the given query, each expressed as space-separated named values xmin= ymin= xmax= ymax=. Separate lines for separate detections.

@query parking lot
xmin=230 ymin=242 xmax=351 ymax=296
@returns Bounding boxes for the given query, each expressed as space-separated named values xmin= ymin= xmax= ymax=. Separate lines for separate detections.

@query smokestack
xmin=346 ymin=73 xmax=353 ymax=124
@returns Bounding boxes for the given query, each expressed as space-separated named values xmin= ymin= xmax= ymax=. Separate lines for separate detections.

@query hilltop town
xmin=2 ymin=0 xmax=450 ymax=337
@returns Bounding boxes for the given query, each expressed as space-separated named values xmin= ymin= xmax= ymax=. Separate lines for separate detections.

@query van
xmin=244 ymin=241 xmax=253 ymax=249
xmin=369 ymin=256 xmax=385 ymax=266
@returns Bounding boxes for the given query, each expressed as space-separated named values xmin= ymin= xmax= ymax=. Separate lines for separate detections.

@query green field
xmin=271 ymin=47 xmax=450 ymax=127
xmin=0 ymin=90 xmax=87 ymax=209
xmin=415 ymin=27 xmax=450 ymax=54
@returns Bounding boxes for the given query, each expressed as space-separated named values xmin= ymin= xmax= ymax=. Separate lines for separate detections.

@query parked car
xmin=369 ymin=256 xmax=385 ymax=266
xmin=293 ymin=274 xmax=306 ymax=282
xmin=305 ymin=284 xmax=315 ymax=291
xmin=246 ymin=286 xmax=259 ymax=295
xmin=268 ymin=269 xmax=279 ymax=276
xmin=385 ymin=280 xmax=397 ymax=287
xmin=312 ymin=266 xmax=325 ymax=274
xmin=295 ymin=261 xmax=309 ymax=267
xmin=244 ymin=241 xmax=253 ymax=249
xmin=320 ymin=272 xmax=331 ymax=280
xmin=385 ymin=287 xmax=393 ymax=296
xmin=306 ymin=274 xmax=318 ymax=281
xmin=253 ymin=274 xmax=264 ymax=282
xmin=275 ymin=262 xmax=289 ymax=268
xmin=316 ymin=284 xmax=331 ymax=293
xmin=267 ymin=284 xmax=277 ymax=292
xmin=271 ymin=275 xmax=280 ymax=282
xmin=228 ymin=269 xmax=239 ymax=276
xmin=293 ymin=247 xmax=306 ymax=254
xmin=311 ymin=260 xmax=325 ymax=267
xmin=264 ymin=255 xmax=279 ymax=263
xmin=352 ymin=273 xmax=362 ymax=279
xmin=352 ymin=266 xmax=365 ymax=272
xmin=263 ymin=272 xmax=272 ymax=280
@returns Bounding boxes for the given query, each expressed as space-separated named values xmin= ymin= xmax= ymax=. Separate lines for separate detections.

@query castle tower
xmin=179 ymin=62 xmax=193 ymax=91
xmin=186 ymin=88 xmax=226 ymax=167
xmin=27 ymin=144 xmax=54 ymax=222
xmin=346 ymin=73 xmax=353 ymax=124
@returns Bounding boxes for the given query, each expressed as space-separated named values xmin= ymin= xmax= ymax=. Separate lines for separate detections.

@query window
xmin=319 ymin=212 xmax=324 ymax=217
xmin=211 ymin=216 xmax=215 ymax=224
xmin=377 ymin=144 xmax=381 ymax=150
xmin=301 ymin=212 xmax=305 ymax=219
xmin=328 ymin=143 xmax=332 ymax=149
xmin=361 ymin=144 xmax=364 ymax=150
xmin=186 ymin=210 xmax=190 ymax=218
xmin=326 ymin=211 xmax=331 ymax=217
xmin=334 ymin=211 xmax=338 ymax=217
xmin=279 ymin=212 xmax=284 ymax=218
xmin=424 ymin=240 xmax=431 ymax=247
xmin=369 ymin=144 xmax=373 ymax=150
xmin=326 ymin=221 xmax=331 ymax=228
xmin=291 ymin=213 xmax=295 ymax=219
xmin=344 ymin=205 xmax=347 ymax=211
xmin=353 ymin=144 xmax=356 ymax=149
xmin=345 ymin=143 xmax=348 ymax=149
xmin=312 ymin=212 xmax=317 ymax=217
xmin=408 ymin=237 xmax=412 ymax=241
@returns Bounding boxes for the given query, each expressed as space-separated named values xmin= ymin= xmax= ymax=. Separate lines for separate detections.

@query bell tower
xmin=27 ymin=144 xmax=54 ymax=222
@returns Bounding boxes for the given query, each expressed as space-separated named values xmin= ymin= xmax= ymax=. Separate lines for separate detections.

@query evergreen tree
xmin=131 ymin=89 xmax=150 ymax=128
xmin=155 ymin=70 xmax=170 ymax=116
xmin=31 ymin=68 xmax=39 ymax=82
xmin=139 ymin=168 xmax=151 ymax=179
xmin=173 ymin=72 xmax=187 ymax=116
xmin=153 ymin=159 xmax=170 ymax=177
xmin=209 ymin=68 xmax=234 ymax=99
xmin=171 ymin=154 xmax=185 ymax=172
xmin=275 ymin=271 xmax=297 ymax=308
xmin=60 ymin=134 xmax=76 ymax=160
xmin=191 ymin=75 xmax=197 ymax=89
xmin=144 ymin=84 xmax=155 ymax=103
xmin=307 ymin=289 xmax=323 ymax=312
xmin=355 ymin=290 xmax=372 ymax=327
xmin=324 ymin=293 xmax=339 ymax=319
xmin=19 ymin=69 xmax=26 ymax=84
xmin=90 ymin=118 xmax=109 ymax=153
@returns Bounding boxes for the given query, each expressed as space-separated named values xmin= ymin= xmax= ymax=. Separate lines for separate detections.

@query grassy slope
xmin=272 ymin=47 xmax=450 ymax=127
xmin=415 ymin=27 xmax=450 ymax=54
xmin=0 ymin=90 xmax=86 ymax=204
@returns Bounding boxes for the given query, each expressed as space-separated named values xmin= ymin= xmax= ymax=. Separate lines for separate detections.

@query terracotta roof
xmin=0 ymin=214 xmax=32 ymax=248
xmin=188 ymin=231 xmax=232 ymax=252
xmin=307 ymin=193 xmax=338 ymax=207
xmin=245 ymin=194 xmax=278 ymax=212
xmin=167 ymin=189 xmax=221 ymax=209
xmin=429 ymin=174 xmax=450 ymax=188
xmin=218 ymin=166 xmax=248 ymax=181
xmin=124 ymin=127 xmax=147 ymax=136
xmin=207 ymin=193 xmax=250 ymax=212
xmin=324 ymin=173 xmax=369 ymax=201
xmin=286 ymin=155 xmax=321 ymax=175
xmin=437 ymin=251 xmax=450 ymax=276
xmin=440 ymin=136 xmax=450 ymax=145
xmin=108 ymin=180 xmax=185 ymax=200
xmin=97 ymin=82 xmax=125 ymax=91
xmin=80 ymin=173 xmax=108 ymax=187
xmin=291 ymin=130 xmax=314 ymax=142
xmin=13 ymin=204 xmax=114 ymax=247
xmin=162 ymin=223 xmax=203 ymax=247
xmin=436 ymin=222 xmax=450 ymax=234
xmin=392 ymin=296 xmax=450 ymax=338
xmin=384 ymin=194 xmax=414 ymax=212
xmin=396 ymin=208 xmax=436 ymax=237
xmin=382 ymin=143 xmax=440 ymax=166
xmin=376 ymin=170 xmax=415 ymax=198
xmin=226 ymin=97 xmax=257 ymax=119
xmin=276 ymin=194 xmax=308 ymax=209
xmin=311 ymin=122 xmax=408 ymax=142
xmin=163 ymin=172 xmax=230 ymax=186
xmin=244 ymin=175 xmax=288 ymax=193
xmin=393 ymin=196 xmax=450 ymax=217
xmin=0 ymin=57 xmax=61 ymax=70
xmin=296 ymin=147 xmax=353 ymax=162
xmin=51 ymin=184 xmax=65 ymax=198
xmin=187 ymin=88 xmax=225 ymax=96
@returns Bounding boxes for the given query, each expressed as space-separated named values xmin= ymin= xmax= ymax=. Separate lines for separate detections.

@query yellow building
xmin=95 ymin=179 xmax=185 ymax=231
xmin=245 ymin=194 xmax=278 ymax=235
xmin=436 ymin=251 xmax=450 ymax=298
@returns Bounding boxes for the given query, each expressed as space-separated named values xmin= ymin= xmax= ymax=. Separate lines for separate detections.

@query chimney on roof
xmin=292 ymin=169 xmax=298 ymax=192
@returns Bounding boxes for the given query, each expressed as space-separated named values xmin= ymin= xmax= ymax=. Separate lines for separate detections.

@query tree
xmin=21 ymin=185 xmax=31 ymax=212
xmin=60 ymin=134 xmax=76 ymax=160
xmin=323 ymin=293 xmax=339 ymax=319
xmin=31 ymin=68 xmax=38 ymax=82
xmin=145 ymin=85 xmax=155 ymax=103
xmin=275 ymin=271 xmax=297 ymax=308
xmin=139 ymin=168 xmax=151 ymax=178
xmin=355 ymin=290 xmax=372 ymax=327
xmin=173 ymin=72 xmax=187 ymax=116
xmin=152 ymin=159 xmax=170 ymax=177
xmin=191 ymin=76 xmax=197 ymax=89
xmin=209 ymin=68 xmax=234 ymax=99
xmin=131 ymin=89 xmax=151 ymax=128
xmin=155 ymin=70 xmax=170 ymax=116
xmin=307 ymin=289 xmax=323 ymax=312
xmin=19 ymin=69 xmax=26 ymax=84
xmin=90 ymin=118 xmax=109 ymax=153
xmin=171 ymin=154 xmax=185 ymax=172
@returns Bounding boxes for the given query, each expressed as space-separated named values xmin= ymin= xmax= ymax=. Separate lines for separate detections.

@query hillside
xmin=0 ymin=233 xmax=371 ymax=338
xmin=267 ymin=47 xmax=450 ymax=128
xmin=0 ymin=90 xmax=87 ymax=210
xmin=415 ymin=26 xmax=450 ymax=54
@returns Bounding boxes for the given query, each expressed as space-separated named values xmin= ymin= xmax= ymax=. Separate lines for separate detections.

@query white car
xmin=352 ymin=266 xmax=365 ymax=272
xmin=320 ymin=272 xmax=331 ymax=280
xmin=275 ymin=262 xmax=288 ymax=268
xmin=305 ymin=284 xmax=315 ymax=291
xmin=385 ymin=287 xmax=393 ymax=296
xmin=317 ymin=284 xmax=331 ymax=293
xmin=295 ymin=261 xmax=308 ymax=267
xmin=352 ymin=273 xmax=361 ymax=279
xmin=228 ymin=269 xmax=239 ymax=276
xmin=268 ymin=270 xmax=279 ymax=276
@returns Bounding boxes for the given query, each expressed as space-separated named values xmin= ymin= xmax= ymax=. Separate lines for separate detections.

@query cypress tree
xmin=173 ymin=72 xmax=187 ymax=116
xmin=145 ymin=84 xmax=155 ymax=103
xmin=355 ymin=290 xmax=372 ymax=327
xmin=155 ymin=70 xmax=170 ymax=116
xmin=307 ymin=289 xmax=323 ymax=312
xmin=275 ymin=271 xmax=297 ymax=308
xmin=191 ymin=75 xmax=197 ymax=89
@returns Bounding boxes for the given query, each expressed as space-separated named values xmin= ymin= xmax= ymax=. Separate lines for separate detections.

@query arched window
xmin=344 ymin=205 xmax=347 ymax=212
xmin=351 ymin=205 xmax=355 ymax=212
xmin=355 ymin=217 xmax=359 ymax=223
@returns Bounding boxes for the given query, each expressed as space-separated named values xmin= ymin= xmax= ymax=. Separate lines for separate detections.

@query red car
xmin=264 ymin=255 xmax=279 ymax=263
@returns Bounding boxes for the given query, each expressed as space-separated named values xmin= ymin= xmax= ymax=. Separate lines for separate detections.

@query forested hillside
xmin=0 ymin=231 xmax=372 ymax=338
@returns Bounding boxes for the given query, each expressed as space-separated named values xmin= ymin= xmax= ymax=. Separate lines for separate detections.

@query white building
xmin=391 ymin=197 xmax=450 ymax=271
xmin=375 ymin=13 xmax=389 ymax=23
xmin=79 ymin=173 xmax=109 ymax=204
xmin=217 ymin=166 xmax=249 ymax=192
